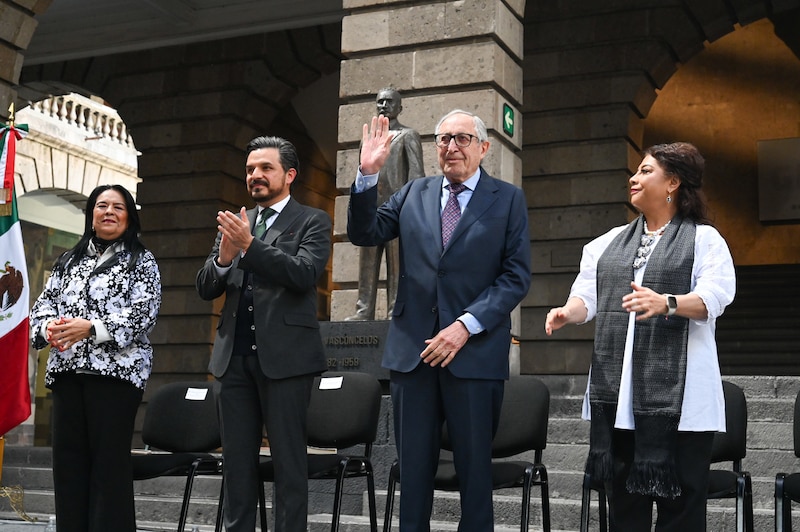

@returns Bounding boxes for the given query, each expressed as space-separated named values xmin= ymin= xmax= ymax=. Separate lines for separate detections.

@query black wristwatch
xmin=89 ymin=324 xmax=97 ymax=339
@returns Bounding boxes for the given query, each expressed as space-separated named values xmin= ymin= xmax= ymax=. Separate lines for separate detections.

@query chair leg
xmin=520 ymin=467 xmax=533 ymax=532
xmin=744 ymin=473 xmax=754 ymax=532
xmin=776 ymin=473 xmax=791 ymax=532
xmin=258 ymin=480 xmax=269 ymax=532
xmin=178 ymin=459 xmax=202 ymax=532
xmin=736 ymin=474 xmax=745 ymax=532
xmin=365 ymin=461 xmax=378 ymax=532
xmin=538 ymin=466 xmax=550 ymax=532
xmin=734 ymin=472 xmax=756 ymax=532
xmin=383 ymin=465 xmax=398 ymax=532
xmin=215 ymin=474 xmax=225 ymax=532
xmin=331 ymin=461 xmax=347 ymax=532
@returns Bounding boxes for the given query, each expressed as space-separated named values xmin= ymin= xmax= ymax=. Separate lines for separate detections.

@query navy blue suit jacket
xmin=348 ymin=169 xmax=531 ymax=380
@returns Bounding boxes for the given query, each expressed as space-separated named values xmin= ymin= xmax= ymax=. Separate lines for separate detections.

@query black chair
xmin=774 ymin=388 xmax=800 ymax=531
xmin=257 ymin=371 xmax=383 ymax=532
xmin=383 ymin=374 xmax=551 ymax=532
xmin=579 ymin=380 xmax=753 ymax=532
xmin=707 ymin=381 xmax=753 ymax=532
xmin=131 ymin=381 xmax=224 ymax=532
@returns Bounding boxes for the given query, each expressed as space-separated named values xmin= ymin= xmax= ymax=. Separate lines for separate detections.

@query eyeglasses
xmin=434 ymin=133 xmax=478 ymax=148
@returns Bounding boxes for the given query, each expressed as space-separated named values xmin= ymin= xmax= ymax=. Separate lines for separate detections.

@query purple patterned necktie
xmin=441 ymin=183 xmax=466 ymax=247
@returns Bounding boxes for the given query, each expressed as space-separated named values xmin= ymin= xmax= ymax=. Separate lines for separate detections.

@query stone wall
xmin=520 ymin=0 xmax=800 ymax=374
xmin=333 ymin=0 xmax=526 ymax=328
xmin=0 ymin=0 xmax=50 ymax=122
xmin=17 ymin=27 xmax=344 ymax=398
xmin=4 ymin=0 xmax=800 ymax=395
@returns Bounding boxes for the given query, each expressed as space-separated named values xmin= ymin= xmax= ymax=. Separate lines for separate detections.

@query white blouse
xmin=570 ymin=223 xmax=736 ymax=432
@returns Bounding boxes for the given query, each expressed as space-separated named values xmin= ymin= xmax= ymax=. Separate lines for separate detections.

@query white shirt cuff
xmin=214 ymin=256 xmax=233 ymax=274
xmin=457 ymin=313 xmax=484 ymax=335
xmin=354 ymin=168 xmax=379 ymax=193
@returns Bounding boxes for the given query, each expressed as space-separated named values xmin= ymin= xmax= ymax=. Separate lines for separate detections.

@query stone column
xmin=0 ymin=0 xmax=51 ymax=119
xmin=334 ymin=0 xmax=526 ymax=329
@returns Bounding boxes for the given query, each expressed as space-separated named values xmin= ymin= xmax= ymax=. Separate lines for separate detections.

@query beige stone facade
xmin=334 ymin=0 xmax=525 ymax=328
xmin=1 ymin=0 xmax=799 ymax=395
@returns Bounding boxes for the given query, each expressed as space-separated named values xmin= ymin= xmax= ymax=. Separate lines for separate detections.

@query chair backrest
xmin=710 ymin=380 xmax=747 ymax=466
xmin=441 ymin=375 xmax=550 ymax=458
xmin=141 ymin=381 xmax=221 ymax=453
xmin=491 ymin=375 xmax=550 ymax=458
xmin=306 ymin=371 xmax=383 ymax=451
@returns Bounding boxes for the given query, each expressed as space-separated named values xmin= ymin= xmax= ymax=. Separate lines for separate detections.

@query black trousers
xmin=606 ymin=429 xmax=715 ymax=532
xmin=50 ymin=372 xmax=143 ymax=532
xmin=218 ymin=355 xmax=314 ymax=532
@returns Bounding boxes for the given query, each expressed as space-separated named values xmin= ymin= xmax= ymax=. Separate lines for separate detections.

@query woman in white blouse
xmin=545 ymin=142 xmax=735 ymax=531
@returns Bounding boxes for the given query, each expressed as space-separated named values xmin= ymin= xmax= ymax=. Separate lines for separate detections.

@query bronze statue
xmin=345 ymin=88 xmax=424 ymax=320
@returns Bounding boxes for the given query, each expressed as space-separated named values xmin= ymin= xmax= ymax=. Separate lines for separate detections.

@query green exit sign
xmin=502 ymin=104 xmax=514 ymax=137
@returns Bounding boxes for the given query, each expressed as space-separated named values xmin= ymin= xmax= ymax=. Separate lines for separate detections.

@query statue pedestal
xmin=320 ymin=320 xmax=390 ymax=381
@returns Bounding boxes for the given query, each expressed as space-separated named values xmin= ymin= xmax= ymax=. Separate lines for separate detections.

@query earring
xmin=666 ymin=195 xmax=672 ymax=204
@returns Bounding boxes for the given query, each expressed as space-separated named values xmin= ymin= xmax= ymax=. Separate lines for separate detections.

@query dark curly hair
xmin=643 ymin=142 xmax=711 ymax=224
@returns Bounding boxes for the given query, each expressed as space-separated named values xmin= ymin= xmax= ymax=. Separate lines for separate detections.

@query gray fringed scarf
xmin=586 ymin=215 xmax=695 ymax=499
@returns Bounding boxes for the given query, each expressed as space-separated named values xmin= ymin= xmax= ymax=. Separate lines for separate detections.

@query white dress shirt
xmin=569 ymin=223 xmax=736 ymax=432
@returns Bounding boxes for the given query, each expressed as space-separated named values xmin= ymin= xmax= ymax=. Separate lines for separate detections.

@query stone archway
xmin=19 ymin=24 xmax=345 ymax=394
xmin=0 ymin=0 xmax=52 ymax=123
xmin=642 ymin=18 xmax=800 ymax=375
xmin=521 ymin=0 xmax=800 ymax=375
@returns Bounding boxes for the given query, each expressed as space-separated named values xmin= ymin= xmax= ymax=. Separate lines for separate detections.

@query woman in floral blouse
xmin=30 ymin=184 xmax=161 ymax=532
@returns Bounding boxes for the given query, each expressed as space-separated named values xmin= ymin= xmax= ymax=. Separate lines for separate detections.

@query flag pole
xmin=0 ymin=102 xmax=10 ymax=479
xmin=0 ymin=101 xmax=33 ymax=522
xmin=1 ymin=103 xmax=19 ymax=217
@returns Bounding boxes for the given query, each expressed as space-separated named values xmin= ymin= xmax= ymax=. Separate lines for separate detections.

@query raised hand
xmin=360 ymin=115 xmax=394 ymax=175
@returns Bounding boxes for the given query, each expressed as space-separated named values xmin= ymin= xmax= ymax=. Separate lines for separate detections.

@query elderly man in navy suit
xmin=348 ymin=110 xmax=531 ymax=531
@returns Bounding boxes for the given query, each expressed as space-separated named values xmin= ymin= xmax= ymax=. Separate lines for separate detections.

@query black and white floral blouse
xmin=30 ymin=242 xmax=162 ymax=390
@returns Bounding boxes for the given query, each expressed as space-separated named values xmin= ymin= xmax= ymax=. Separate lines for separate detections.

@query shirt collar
xmin=259 ymin=195 xmax=290 ymax=217
xmin=442 ymin=169 xmax=481 ymax=191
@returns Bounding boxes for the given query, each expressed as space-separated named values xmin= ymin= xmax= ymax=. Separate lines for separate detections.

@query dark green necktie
xmin=254 ymin=208 xmax=276 ymax=240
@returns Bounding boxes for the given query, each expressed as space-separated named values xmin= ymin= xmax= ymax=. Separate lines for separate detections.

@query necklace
xmin=633 ymin=220 xmax=670 ymax=269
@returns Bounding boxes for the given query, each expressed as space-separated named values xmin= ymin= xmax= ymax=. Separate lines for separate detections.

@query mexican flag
xmin=0 ymin=121 xmax=31 ymax=436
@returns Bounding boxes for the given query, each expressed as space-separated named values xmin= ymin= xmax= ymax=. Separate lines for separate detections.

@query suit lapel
xmin=264 ymin=198 xmax=299 ymax=244
xmin=247 ymin=207 xmax=259 ymax=234
xmin=421 ymin=177 xmax=445 ymax=249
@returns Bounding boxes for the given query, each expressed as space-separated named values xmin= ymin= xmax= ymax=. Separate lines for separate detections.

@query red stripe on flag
xmin=0 ymin=317 xmax=32 ymax=436
xmin=2 ymin=127 xmax=23 ymax=202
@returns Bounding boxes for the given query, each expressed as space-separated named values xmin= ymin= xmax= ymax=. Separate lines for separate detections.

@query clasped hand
xmin=46 ymin=316 xmax=92 ymax=352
